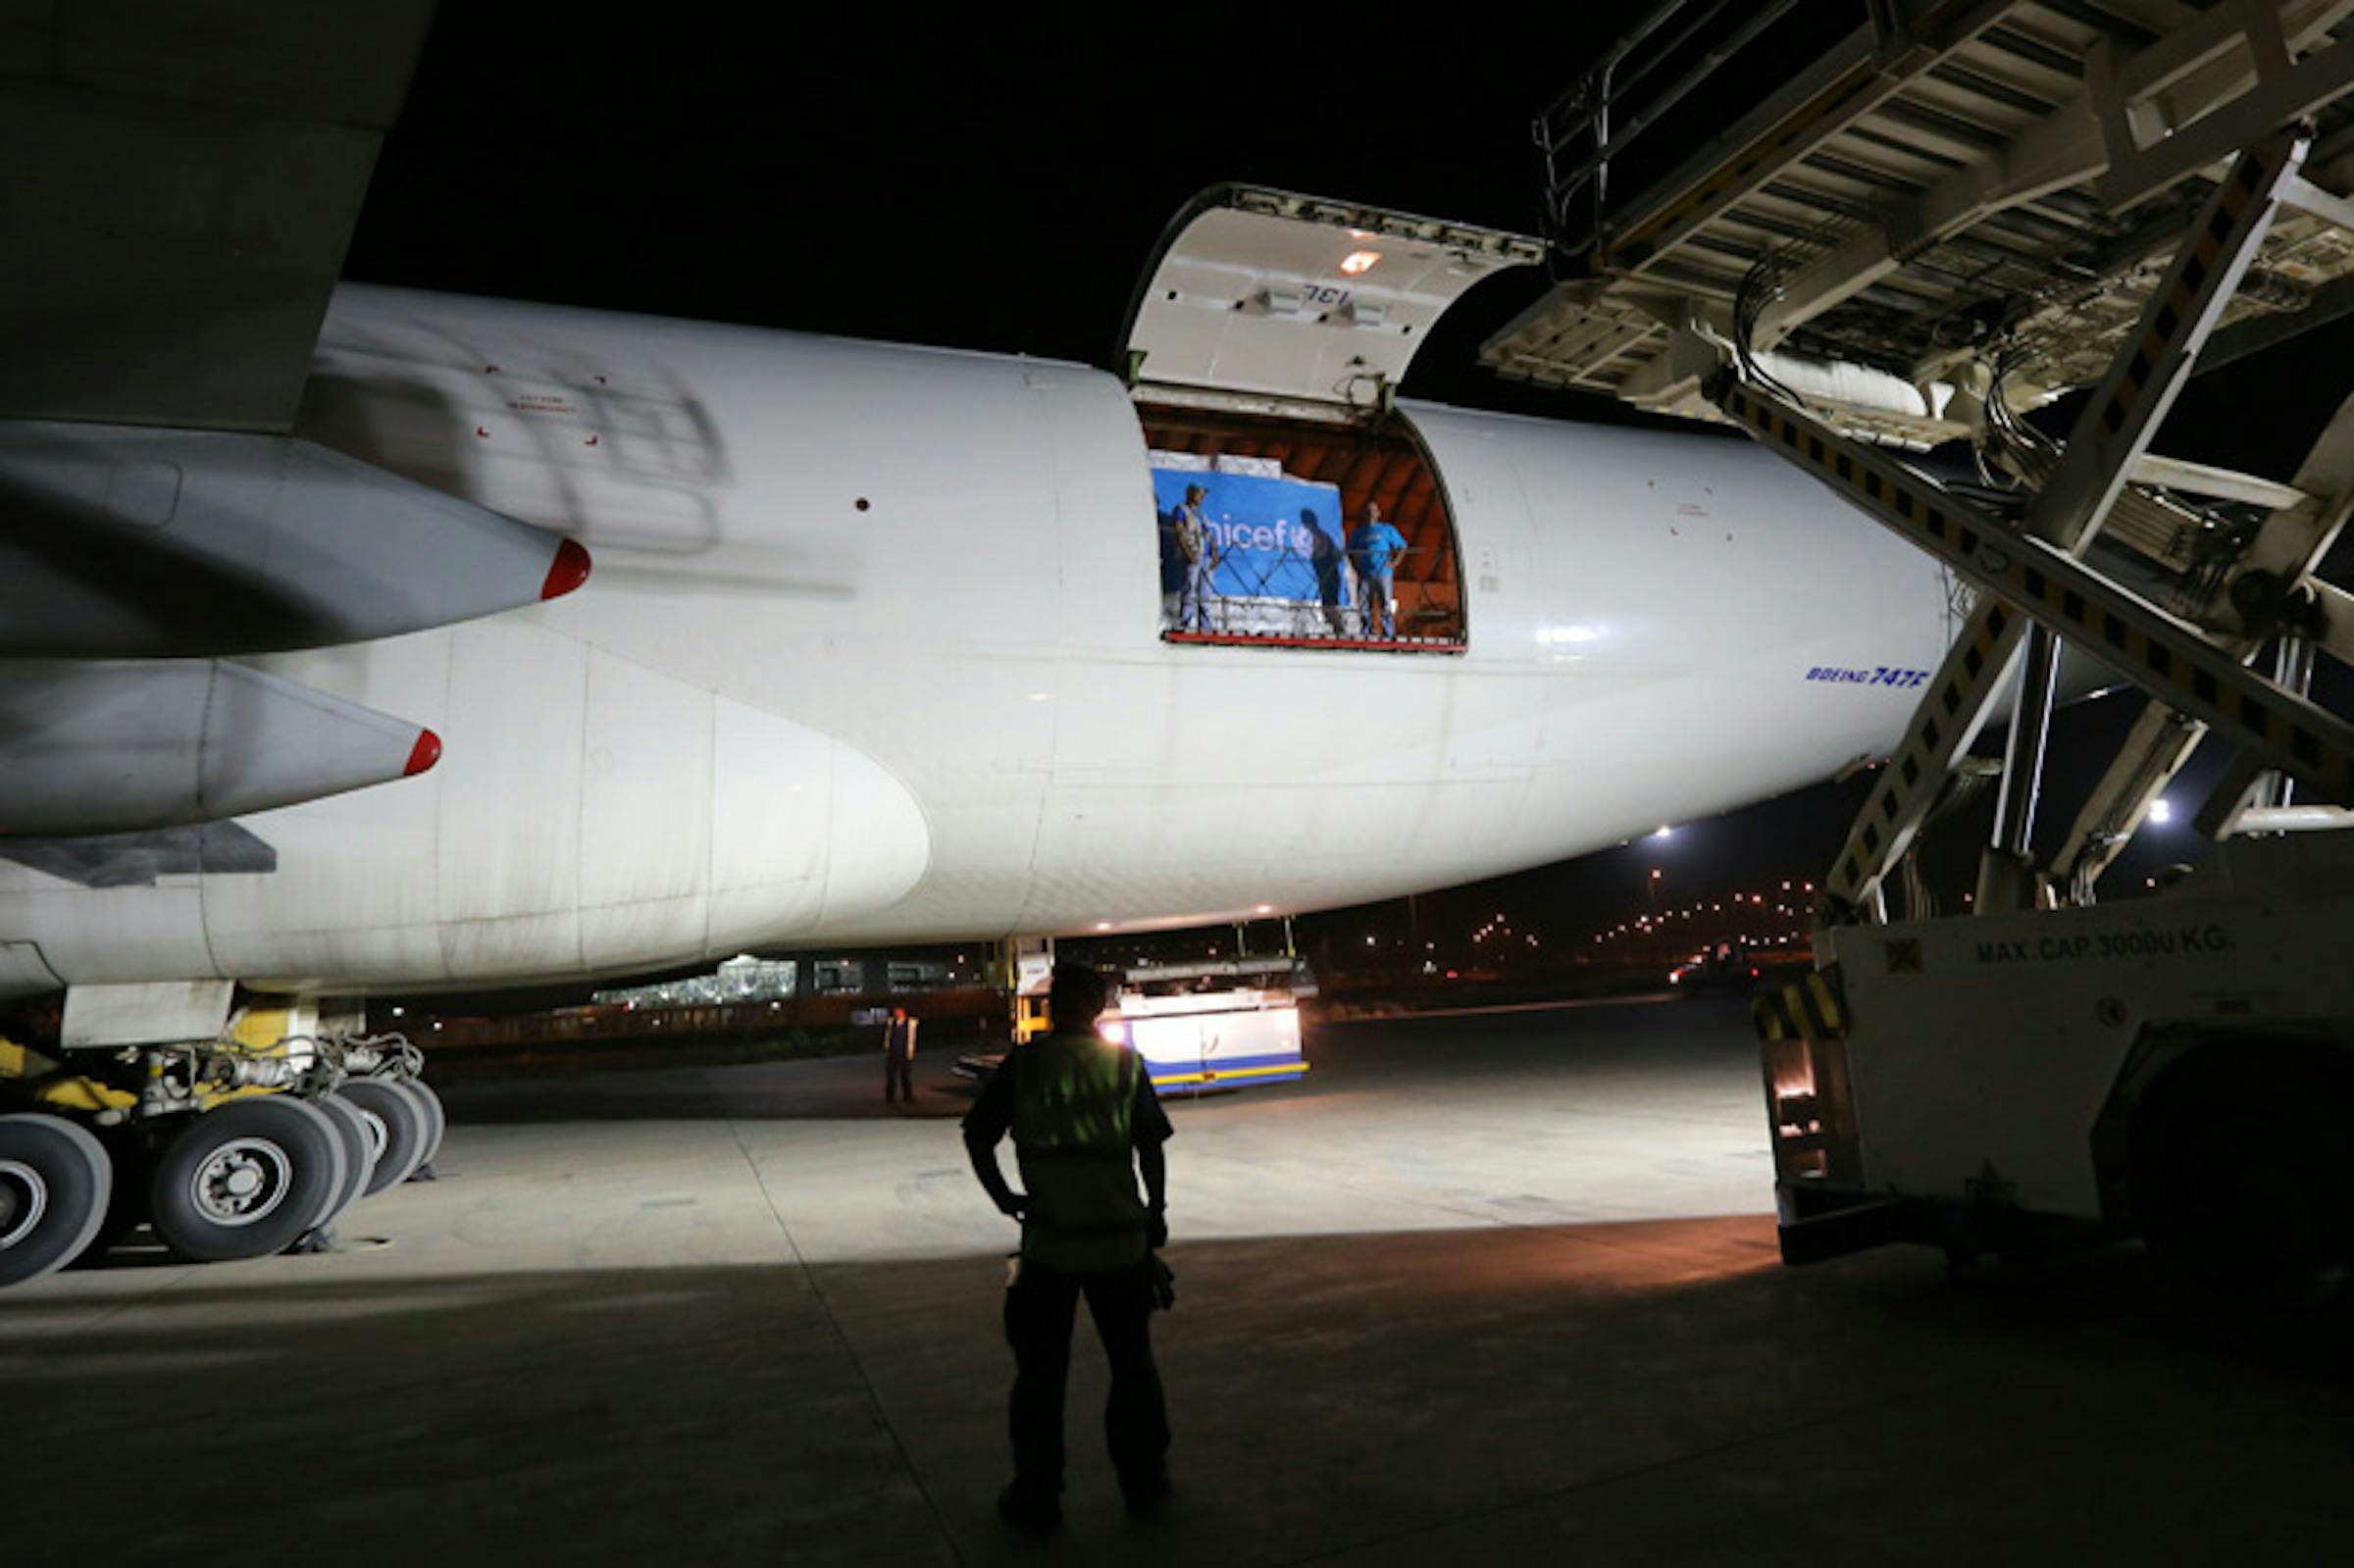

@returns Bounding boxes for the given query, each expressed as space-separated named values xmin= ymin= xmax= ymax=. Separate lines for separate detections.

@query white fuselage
xmin=0 ymin=285 xmax=1955 ymax=995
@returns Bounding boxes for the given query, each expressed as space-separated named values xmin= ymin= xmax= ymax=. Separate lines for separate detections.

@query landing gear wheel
xmin=404 ymin=1079 xmax=447 ymax=1172
xmin=148 ymin=1097 xmax=347 ymax=1263
xmin=309 ymin=1093 xmax=378 ymax=1228
xmin=0 ymin=1114 xmax=112 ymax=1288
xmin=341 ymin=1079 xmax=430 ymax=1195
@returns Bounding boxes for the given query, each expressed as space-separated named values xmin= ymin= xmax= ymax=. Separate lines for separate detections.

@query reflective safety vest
xmin=1011 ymin=1031 xmax=1149 ymax=1273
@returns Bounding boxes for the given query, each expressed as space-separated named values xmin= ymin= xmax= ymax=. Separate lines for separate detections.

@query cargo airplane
xmin=0 ymin=6 xmax=1965 ymax=1283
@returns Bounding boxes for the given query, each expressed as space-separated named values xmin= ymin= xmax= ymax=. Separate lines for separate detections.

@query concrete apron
xmin=3 ymin=1003 xmax=2345 ymax=1565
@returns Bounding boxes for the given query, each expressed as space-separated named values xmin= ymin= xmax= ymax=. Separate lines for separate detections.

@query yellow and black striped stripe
xmin=1753 ymin=966 xmax=1847 ymax=1043
xmin=1834 ymin=599 xmax=2022 ymax=900
xmin=2091 ymin=133 xmax=2294 ymax=439
xmin=1715 ymin=383 xmax=2354 ymax=855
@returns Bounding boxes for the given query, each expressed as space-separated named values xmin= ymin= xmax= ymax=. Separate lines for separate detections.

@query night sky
xmin=344 ymin=6 xmax=2354 ymax=971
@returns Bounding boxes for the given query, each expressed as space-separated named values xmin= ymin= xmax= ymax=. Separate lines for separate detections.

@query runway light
xmin=1340 ymin=249 xmax=1381 ymax=276
xmin=2149 ymin=797 xmax=2175 ymax=825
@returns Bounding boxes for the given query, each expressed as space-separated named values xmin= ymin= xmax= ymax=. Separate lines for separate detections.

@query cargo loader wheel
xmin=341 ymin=1080 xmax=430 ymax=1194
xmin=404 ymin=1079 xmax=447 ymax=1173
xmin=309 ymin=1093 xmax=378 ymax=1228
xmin=2139 ymin=1073 xmax=2354 ymax=1307
xmin=148 ymin=1097 xmax=346 ymax=1263
xmin=0 ymin=1113 xmax=112 ymax=1288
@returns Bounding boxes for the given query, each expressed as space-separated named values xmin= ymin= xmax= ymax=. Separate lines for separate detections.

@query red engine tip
xmin=540 ymin=537 xmax=593 ymax=600
xmin=404 ymin=728 xmax=443 ymax=778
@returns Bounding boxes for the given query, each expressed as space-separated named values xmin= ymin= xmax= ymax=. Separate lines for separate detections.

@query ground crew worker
xmin=962 ymin=961 xmax=1173 ymax=1531
xmin=882 ymin=1004 xmax=917 ymax=1104
xmin=1173 ymin=484 xmax=1218 ymax=632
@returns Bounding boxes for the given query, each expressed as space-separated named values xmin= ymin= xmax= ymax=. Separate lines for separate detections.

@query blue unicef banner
xmin=1152 ymin=468 xmax=1350 ymax=603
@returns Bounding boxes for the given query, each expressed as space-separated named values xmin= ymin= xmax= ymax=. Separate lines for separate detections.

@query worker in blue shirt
xmin=1347 ymin=502 xmax=1407 ymax=639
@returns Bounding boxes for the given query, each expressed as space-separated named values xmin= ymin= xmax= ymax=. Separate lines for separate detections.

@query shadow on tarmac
xmin=7 ymin=1214 xmax=2351 ymax=1567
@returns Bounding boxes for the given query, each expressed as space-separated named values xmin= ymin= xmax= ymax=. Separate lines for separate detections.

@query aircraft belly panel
xmin=817 ymin=743 xmax=930 ymax=932
xmin=705 ymin=696 xmax=831 ymax=940
xmin=580 ymin=651 xmax=714 ymax=908
xmin=0 ymin=882 xmax=212 ymax=996
xmin=435 ymin=621 xmax=587 ymax=958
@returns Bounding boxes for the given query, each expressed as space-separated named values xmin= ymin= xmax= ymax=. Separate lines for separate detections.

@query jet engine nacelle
xmin=0 ymin=660 xmax=438 ymax=836
xmin=0 ymin=420 xmax=589 ymax=659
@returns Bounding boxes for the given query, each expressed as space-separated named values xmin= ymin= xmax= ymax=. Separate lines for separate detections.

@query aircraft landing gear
xmin=0 ymin=1113 xmax=112 ymax=1288
xmin=2 ymin=1025 xmax=442 ymax=1288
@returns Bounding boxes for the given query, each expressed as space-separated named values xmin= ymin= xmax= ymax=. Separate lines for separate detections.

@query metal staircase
xmin=1500 ymin=1 xmax=2354 ymax=922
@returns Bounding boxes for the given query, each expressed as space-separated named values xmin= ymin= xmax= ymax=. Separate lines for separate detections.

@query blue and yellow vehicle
xmin=957 ymin=956 xmax=1311 ymax=1096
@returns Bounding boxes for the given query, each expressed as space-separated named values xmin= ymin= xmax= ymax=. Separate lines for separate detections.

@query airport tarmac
xmin=5 ymin=996 xmax=2349 ymax=1566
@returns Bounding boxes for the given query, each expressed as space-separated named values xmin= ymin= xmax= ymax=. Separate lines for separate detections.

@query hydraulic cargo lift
xmin=1505 ymin=2 xmax=2354 ymax=1292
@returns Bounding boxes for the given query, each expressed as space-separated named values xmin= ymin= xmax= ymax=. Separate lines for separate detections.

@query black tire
xmin=309 ymin=1094 xmax=377 ymax=1226
xmin=73 ymin=1137 xmax=153 ymax=1265
xmin=2139 ymin=1072 xmax=2354 ymax=1307
xmin=341 ymin=1079 xmax=429 ymax=1195
xmin=403 ymin=1078 xmax=447 ymax=1172
xmin=0 ymin=1113 xmax=113 ymax=1288
xmin=148 ymin=1097 xmax=346 ymax=1263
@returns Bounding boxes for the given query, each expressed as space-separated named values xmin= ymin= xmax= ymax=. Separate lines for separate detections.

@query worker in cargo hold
xmin=1173 ymin=483 xmax=1218 ymax=632
xmin=1348 ymin=500 xmax=1407 ymax=638
xmin=963 ymin=961 xmax=1173 ymax=1531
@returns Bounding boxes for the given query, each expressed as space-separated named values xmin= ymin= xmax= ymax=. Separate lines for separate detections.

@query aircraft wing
xmin=0 ymin=4 xmax=605 ymax=840
xmin=0 ymin=0 xmax=435 ymax=431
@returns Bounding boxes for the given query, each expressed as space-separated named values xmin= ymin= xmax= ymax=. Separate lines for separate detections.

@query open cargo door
xmin=1122 ymin=185 xmax=1546 ymax=416
xmin=1122 ymin=188 xmax=1543 ymax=653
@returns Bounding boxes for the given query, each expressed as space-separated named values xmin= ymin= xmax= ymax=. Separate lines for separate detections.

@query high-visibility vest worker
xmin=964 ymin=959 xmax=1175 ymax=1529
xmin=1011 ymin=1029 xmax=1150 ymax=1273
